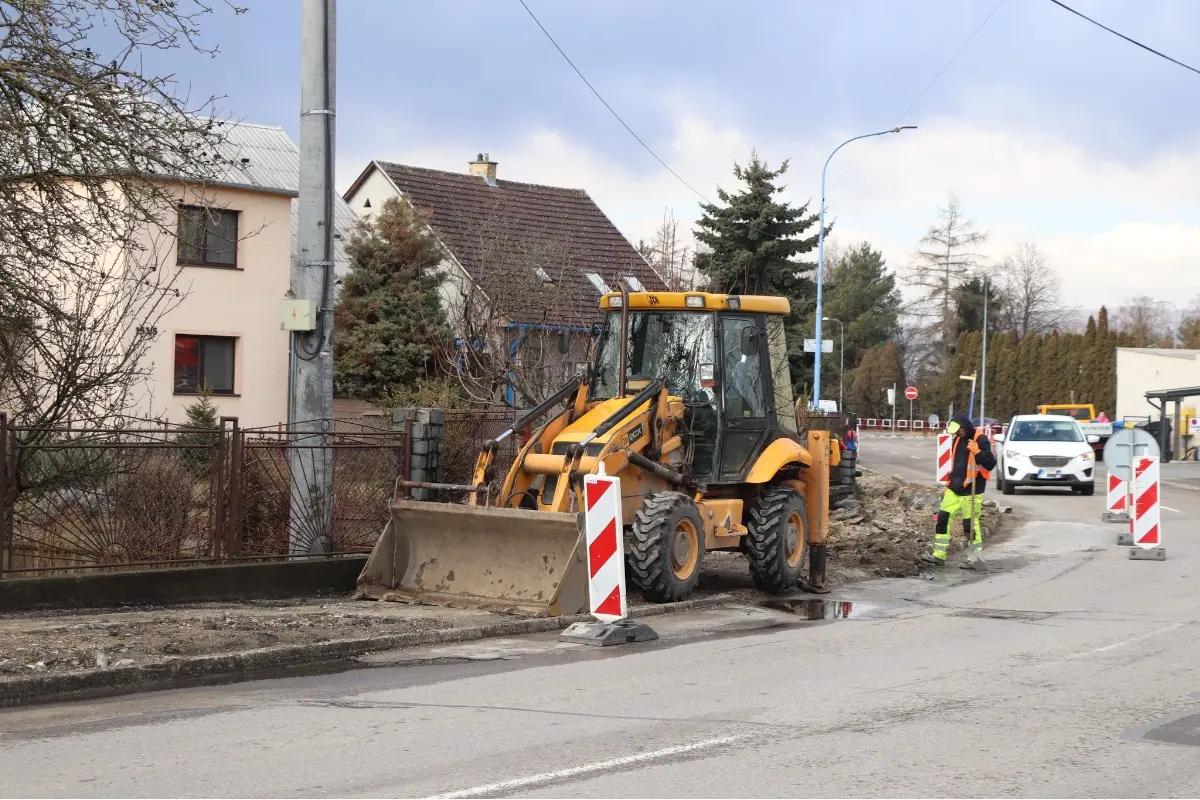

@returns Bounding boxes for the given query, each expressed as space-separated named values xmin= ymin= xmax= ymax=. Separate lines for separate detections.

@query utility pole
xmin=290 ymin=0 xmax=336 ymax=554
xmin=980 ymin=276 xmax=988 ymax=426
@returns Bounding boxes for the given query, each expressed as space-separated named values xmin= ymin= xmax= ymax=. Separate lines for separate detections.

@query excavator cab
xmin=357 ymin=291 xmax=837 ymax=616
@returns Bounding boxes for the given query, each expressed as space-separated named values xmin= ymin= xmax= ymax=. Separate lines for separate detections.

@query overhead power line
xmin=890 ymin=0 xmax=1008 ymax=127
xmin=1047 ymin=0 xmax=1200 ymax=77
xmin=516 ymin=0 xmax=711 ymax=204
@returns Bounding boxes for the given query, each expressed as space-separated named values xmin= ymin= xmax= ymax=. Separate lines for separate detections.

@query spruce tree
xmin=333 ymin=198 xmax=449 ymax=404
xmin=822 ymin=242 xmax=902 ymax=370
xmin=177 ymin=381 xmax=219 ymax=472
xmin=693 ymin=151 xmax=821 ymax=390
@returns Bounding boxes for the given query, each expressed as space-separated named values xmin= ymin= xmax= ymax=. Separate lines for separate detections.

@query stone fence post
xmin=391 ymin=408 xmax=445 ymax=500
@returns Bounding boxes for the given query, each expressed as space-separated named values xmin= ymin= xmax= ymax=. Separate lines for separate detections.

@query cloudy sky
xmin=160 ymin=0 xmax=1200 ymax=317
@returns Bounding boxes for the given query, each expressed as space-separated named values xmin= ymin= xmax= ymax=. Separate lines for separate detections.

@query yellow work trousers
xmin=931 ymin=489 xmax=983 ymax=563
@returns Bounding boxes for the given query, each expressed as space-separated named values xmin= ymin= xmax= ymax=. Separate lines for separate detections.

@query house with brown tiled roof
xmin=343 ymin=154 xmax=668 ymax=404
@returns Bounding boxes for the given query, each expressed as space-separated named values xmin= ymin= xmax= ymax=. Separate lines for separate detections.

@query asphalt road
xmin=3 ymin=435 xmax=1200 ymax=798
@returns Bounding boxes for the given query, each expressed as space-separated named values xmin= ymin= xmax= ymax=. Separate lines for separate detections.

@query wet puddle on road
xmin=759 ymin=598 xmax=875 ymax=619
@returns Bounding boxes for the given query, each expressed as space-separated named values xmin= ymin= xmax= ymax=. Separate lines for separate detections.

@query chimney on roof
xmin=469 ymin=152 xmax=498 ymax=181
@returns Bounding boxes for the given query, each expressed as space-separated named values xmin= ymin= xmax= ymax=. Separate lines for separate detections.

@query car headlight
xmin=1005 ymin=450 xmax=1025 ymax=462
xmin=1079 ymin=450 xmax=1094 ymax=462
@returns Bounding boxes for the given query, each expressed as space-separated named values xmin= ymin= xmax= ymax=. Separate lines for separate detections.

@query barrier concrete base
xmin=1129 ymin=547 xmax=1167 ymax=561
xmin=558 ymin=618 xmax=659 ymax=647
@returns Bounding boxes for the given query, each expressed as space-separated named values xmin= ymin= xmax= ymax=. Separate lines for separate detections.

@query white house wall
xmin=1115 ymin=348 xmax=1200 ymax=421
xmin=133 ymin=182 xmax=295 ymax=429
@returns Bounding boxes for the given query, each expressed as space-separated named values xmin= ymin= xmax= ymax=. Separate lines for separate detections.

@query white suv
xmin=994 ymin=414 xmax=1097 ymax=496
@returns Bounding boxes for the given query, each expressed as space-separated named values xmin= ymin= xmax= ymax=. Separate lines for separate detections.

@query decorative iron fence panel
xmin=0 ymin=415 xmax=408 ymax=577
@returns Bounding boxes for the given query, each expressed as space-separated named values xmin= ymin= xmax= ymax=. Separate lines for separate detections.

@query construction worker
xmin=922 ymin=411 xmax=996 ymax=570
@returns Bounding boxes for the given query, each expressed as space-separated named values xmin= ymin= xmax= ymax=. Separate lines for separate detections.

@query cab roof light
xmin=608 ymin=295 xmax=623 ymax=308
xmin=727 ymin=296 xmax=741 ymax=310
xmin=685 ymin=295 xmax=705 ymax=308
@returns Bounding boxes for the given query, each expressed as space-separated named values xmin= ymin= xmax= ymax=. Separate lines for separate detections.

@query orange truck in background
xmin=1036 ymin=403 xmax=1113 ymax=455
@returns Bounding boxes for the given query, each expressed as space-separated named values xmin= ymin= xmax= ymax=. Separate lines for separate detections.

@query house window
xmin=534 ymin=266 xmax=554 ymax=285
xmin=177 ymin=205 xmax=239 ymax=267
xmin=174 ymin=335 xmax=236 ymax=394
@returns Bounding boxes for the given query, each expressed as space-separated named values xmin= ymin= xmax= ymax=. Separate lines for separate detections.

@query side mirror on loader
xmin=740 ymin=326 xmax=760 ymax=356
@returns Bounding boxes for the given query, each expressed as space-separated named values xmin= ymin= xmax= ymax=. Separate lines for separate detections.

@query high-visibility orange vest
xmin=952 ymin=429 xmax=991 ymax=486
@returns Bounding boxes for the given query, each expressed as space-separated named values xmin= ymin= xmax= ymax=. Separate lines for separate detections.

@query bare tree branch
xmin=431 ymin=213 xmax=598 ymax=409
xmin=1114 ymin=295 xmax=1174 ymax=347
xmin=993 ymin=241 xmax=1069 ymax=338
xmin=902 ymin=193 xmax=987 ymax=372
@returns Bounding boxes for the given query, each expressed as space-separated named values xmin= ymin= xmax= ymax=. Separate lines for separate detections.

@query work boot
xmin=959 ymin=559 xmax=990 ymax=572
xmin=919 ymin=553 xmax=945 ymax=567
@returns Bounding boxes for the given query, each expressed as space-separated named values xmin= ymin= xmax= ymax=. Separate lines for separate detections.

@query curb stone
xmin=0 ymin=594 xmax=736 ymax=708
xmin=1161 ymin=480 xmax=1200 ymax=494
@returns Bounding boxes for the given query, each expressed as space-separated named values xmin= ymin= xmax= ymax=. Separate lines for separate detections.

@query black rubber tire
xmin=839 ymin=452 xmax=857 ymax=485
xmin=628 ymin=492 xmax=705 ymax=603
xmin=745 ymin=486 xmax=809 ymax=592
xmin=1002 ymin=476 xmax=1016 ymax=495
xmin=1080 ymin=482 xmax=1095 ymax=496
xmin=830 ymin=484 xmax=854 ymax=501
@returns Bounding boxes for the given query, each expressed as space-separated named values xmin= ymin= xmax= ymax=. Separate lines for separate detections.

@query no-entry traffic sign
xmin=905 ymin=386 xmax=918 ymax=401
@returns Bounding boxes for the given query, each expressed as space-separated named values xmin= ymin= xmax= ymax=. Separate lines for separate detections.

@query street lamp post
xmin=822 ymin=316 xmax=844 ymax=412
xmin=813 ymin=125 xmax=916 ymax=408
xmin=961 ymin=373 xmax=978 ymax=421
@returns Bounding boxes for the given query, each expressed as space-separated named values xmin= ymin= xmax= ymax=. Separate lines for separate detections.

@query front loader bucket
xmin=355 ymin=501 xmax=589 ymax=617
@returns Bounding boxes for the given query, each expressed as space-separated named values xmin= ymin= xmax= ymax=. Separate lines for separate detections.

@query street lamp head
xmin=890 ymin=125 xmax=918 ymax=133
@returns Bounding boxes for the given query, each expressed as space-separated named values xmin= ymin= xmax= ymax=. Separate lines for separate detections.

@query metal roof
xmin=1145 ymin=386 xmax=1200 ymax=401
xmin=1117 ymin=347 xmax=1200 ymax=359
xmin=215 ymin=122 xmax=357 ymax=279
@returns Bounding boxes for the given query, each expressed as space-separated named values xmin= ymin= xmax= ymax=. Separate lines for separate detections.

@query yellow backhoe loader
xmin=356 ymin=288 xmax=845 ymax=616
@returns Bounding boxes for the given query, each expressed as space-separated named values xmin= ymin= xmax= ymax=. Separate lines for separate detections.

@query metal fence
xmin=0 ymin=414 xmax=408 ymax=577
xmin=442 ymin=410 xmax=519 ymax=485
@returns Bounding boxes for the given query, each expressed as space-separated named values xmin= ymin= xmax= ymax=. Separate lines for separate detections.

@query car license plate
xmin=1036 ymin=469 xmax=1061 ymax=479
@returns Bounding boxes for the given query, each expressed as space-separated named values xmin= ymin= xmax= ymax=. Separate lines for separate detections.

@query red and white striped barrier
xmin=1103 ymin=473 xmax=1128 ymax=522
xmin=936 ymin=433 xmax=952 ymax=484
xmin=865 ymin=418 xmax=877 ymax=428
xmin=913 ymin=420 xmax=924 ymax=430
xmin=1131 ymin=457 xmax=1160 ymax=550
xmin=882 ymin=419 xmax=892 ymax=429
xmin=583 ymin=472 xmax=627 ymax=621
xmin=897 ymin=420 xmax=908 ymax=430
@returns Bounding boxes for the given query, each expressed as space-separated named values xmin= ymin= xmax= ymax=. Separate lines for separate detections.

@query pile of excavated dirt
xmin=694 ymin=470 xmax=1011 ymax=597
xmin=826 ymin=470 xmax=1009 ymax=580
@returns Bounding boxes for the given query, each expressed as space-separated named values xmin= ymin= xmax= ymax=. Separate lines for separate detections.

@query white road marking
xmin=1065 ymin=622 xmax=1186 ymax=661
xmin=425 ymin=735 xmax=752 ymax=798
xmin=1161 ymin=505 xmax=1182 ymax=514
xmin=910 ymin=455 xmax=923 ymax=460
xmin=888 ymin=450 xmax=899 ymax=455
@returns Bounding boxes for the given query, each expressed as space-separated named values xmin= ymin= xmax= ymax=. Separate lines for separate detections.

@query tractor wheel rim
xmin=671 ymin=518 xmax=699 ymax=579
xmin=785 ymin=511 xmax=804 ymax=567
